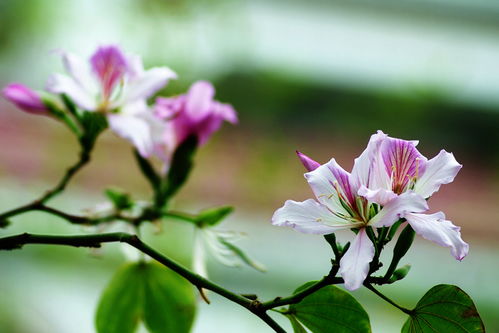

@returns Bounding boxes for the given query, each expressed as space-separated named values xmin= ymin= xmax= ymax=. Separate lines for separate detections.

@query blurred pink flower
xmin=3 ymin=83 xmax=48 ymax=115
xmin=153 ymin=81 xmax=238 ymax=162
xmin=46 ymin=45 xmax=177 ymax=156
xmin=273 ymin=131 xmax=468 ymax=290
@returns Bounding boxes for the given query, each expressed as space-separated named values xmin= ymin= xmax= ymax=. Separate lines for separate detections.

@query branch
xmin=363 ymin=283 xmax=412 ymax=314
xmin=0 ymin=149 xmax=90 ymax=221
xmin=0 ymin=232 xmax=286 ymax=333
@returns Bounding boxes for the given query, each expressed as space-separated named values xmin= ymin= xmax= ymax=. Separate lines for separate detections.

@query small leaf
xmin=195 ymin=206 xmax=234 ymax=227
xmin=289 ymin=282 xmax=371 ymax=333
xmin=402 ymin=284 xmax=485 ymax=333
xmin=142 ymin=263 xmax=196 ymax=333
xmin=286 ymin=314 xmax=308 ymax=333
xmin=96 ymin=263 xmax=196 ymax=333
xmin=95 ymin=264 xmax=144 ymax=333
xmin=105 ymin=188 xmax=133 ymax=210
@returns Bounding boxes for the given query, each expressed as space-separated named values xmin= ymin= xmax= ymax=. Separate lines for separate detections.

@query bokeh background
xmin=1 ymin=0 xmax=498 ymax=332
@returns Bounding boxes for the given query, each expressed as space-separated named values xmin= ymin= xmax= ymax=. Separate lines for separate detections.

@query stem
xmin=0 ymin=149 xmax=90 ymax=221
xmin=364 ymin=283 xmax=412 ymax=314
xmin=0 ymin=232 xmax=285 ymax=333
xmin=261 ymin=265 xmax=342 ymax=310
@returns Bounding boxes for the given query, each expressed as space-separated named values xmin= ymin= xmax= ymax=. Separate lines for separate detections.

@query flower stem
xmin=364 ymin=283 xmax=412 ymax=314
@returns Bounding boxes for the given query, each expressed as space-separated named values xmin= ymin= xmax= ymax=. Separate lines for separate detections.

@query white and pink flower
xmin=46 ymin=45 xmax=177 ymax=157
xmin=3 ymin=83 xmax=49 ymax=115
xmin=273 ymin=131 xmax=468 ymax=290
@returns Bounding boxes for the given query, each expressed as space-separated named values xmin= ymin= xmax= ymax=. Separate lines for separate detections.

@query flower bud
xmin=2 ymin=83 xmax=48 ymax=115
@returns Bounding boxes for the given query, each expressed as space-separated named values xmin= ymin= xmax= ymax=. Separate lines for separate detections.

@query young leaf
xmin=288 ymin=282 xmax=371 ymax=333
xmin=402 ymin=284 xmax=485 ymax=333
xmin=142 ymin=263 xmax=196 ymax=333
xmin=195 ymin=206 xmax=234 ymax=227
xmin=105 ymin=188 xmax=133 ymax=210
xmin=95 ymin=264 xmax=144 ymax=333
xmin=96 ymin=263 xmax=197 ymax=333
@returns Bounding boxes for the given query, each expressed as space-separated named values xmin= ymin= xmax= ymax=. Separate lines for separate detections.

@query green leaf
xmin=95 ymin=264 xmax=144 ymax=333
xmin=96 ymin=262 xmax=196 ymax=333
xmin=286 ymin=314 xmax=308 ymax=333
xmin=402 ymin=284 xmax=485 ymax=333
xmin=288 ymin=282 xmax=371 ymax=333
xmin=105 ymin=188 xmax=133 ymax=210
xmin=142 ymin=263 xmax=196 ymax=333
xmin=195 ymin=206 xmax=234 ymax=227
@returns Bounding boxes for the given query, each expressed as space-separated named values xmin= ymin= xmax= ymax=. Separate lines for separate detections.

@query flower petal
xmin=107 ymin=113 xmax=153 ymax=157
xmin=368 ymin=191 xmax=428 ymax=227
xmin=339 ymin=228 xmax=375 ymax=291
xmin=413 ymin=150 xmax=462 ymax=199
xmin=351 ymin=130 xmax=388 ymax=190
xmin=122 ymin=67 xmax=177 ymax=103
xmin=90 ymin=45 xmax=129 ymax=99
xmin=358 ymin=185 xmax=397 ymax=206
xmin=405 ymin=212 xmax=469 ymax=260
xmin=305 ymin=158 xmax=356 ymax=214
xmin=185 ymin=80 xmax=216 ymax=120
xmin=46 ymin=73 xmax=97 ymax=110
xmin=272 ymin=199 xmax=357 ymax=234
xmin=296 ymin=151 xmax=321 ymax=172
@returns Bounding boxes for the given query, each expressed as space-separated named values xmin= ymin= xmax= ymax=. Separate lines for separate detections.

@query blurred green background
xmin=1 ymin=0 xmax=498 ymax=332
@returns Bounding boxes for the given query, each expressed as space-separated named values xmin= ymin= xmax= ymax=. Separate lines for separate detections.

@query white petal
xmin=369 ymin=192 xmax=428 ymax=227
xmin=405 ymin=212 xmax=469 ymax=260
xmin=305 ymin=158 xmax=355 ymax=215
xmin=272 ymin=199 xmax=357 ymax=234
xmin=339 ymin=228 xmax=375 ymax=291
xmin=107 ymin=114 xmax=153 ymax=157
xmin=351 ymin=130 xmax=388 ymax=189
xmin=60 ymin=51 xmax=97 ymax=93
xmin=46 ymin=73 xmax=97 ymax=110
xmin=414 ymin=150 xmax=462 ymax=198
xmin=358 ymin=185 xmax=397 ymax=206
xmin=193 ymin=229 xmax=208 ymax=278
xmin=122 ymin=67 xmax=177 ymax=103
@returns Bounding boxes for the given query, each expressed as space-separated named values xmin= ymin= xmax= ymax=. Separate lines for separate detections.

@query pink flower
xmin=3 ymin=83 xmax=48 ymax=115
xmin=46 ymin=45 xmax=177 ymax=157
xmin=153 ymin=81 xmax=237 ymax=161
xmin=273 ymin=131 xmax=468 ymax=290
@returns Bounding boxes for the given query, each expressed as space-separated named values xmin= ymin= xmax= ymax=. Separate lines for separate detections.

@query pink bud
xmin=296 ymin=151 xmax=321 ymax=171
xmin=3 ymin=83 xmax=48 ymax=115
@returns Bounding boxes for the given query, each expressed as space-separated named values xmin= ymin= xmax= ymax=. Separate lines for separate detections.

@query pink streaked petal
xmin=405 ymin=212 xmax=469 ymax=260
xmin=339 ymin=228 xmax=375 ymax=291
xmin=3 ymin=83 xmax=48 ymax=115
xmin=379 ymin=137 xmax=427 ymax=194
xmin=414 ymin=150 xmax=462 ymax=199
xmin=272 ymin=199 xmax=356 ymax=234
xmin=122 ymin=67 xmax=177 ymax=104
xmin=107 ymin=114 xmax=153 ymax=157
xmin=213 ymin=101 xmax=238 ymax=124
xmin=59 ymin=51 xmax=96 ymax=93
xmin=90 ymin=45 xmax=128 ymax=99
xmin=296 ymin=151 xmax=321 ymax=172
xmin=368 ymin=191 xmax=428 ymax=227
xmin=46 ymin=73 xmax=97 ymax=110
xmin=305 ymin=158 xmax=355 ymax=214
xmin=351 ymin=130 xmax=389 ymax=190
xmin=358 ymin=185 xmax=397 ymax=206
xmin=185 ymin=80 xmax=216 ymax=120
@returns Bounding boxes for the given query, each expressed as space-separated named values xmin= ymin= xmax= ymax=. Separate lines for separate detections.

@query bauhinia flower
xmin=46 ymin=45 xmax=177 ymax=156
xmin=3 ymin=83 xmax=49 ymax=115
xmin=273 ymin=131 xmax=468 ymax=290
xmin=153 ymin=81 xmax=238 ymax=162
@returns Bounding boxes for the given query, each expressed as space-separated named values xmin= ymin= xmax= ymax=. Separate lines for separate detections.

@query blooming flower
xmin=273 ymin=131 xmax=468 ymax=290
xmin=46 ymin=45 xmax=177 ymax=156
xmin=3 ymin=83 xmax=49 ymax=115
xmin=152 ymin=81 xmax=238 ymax=162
